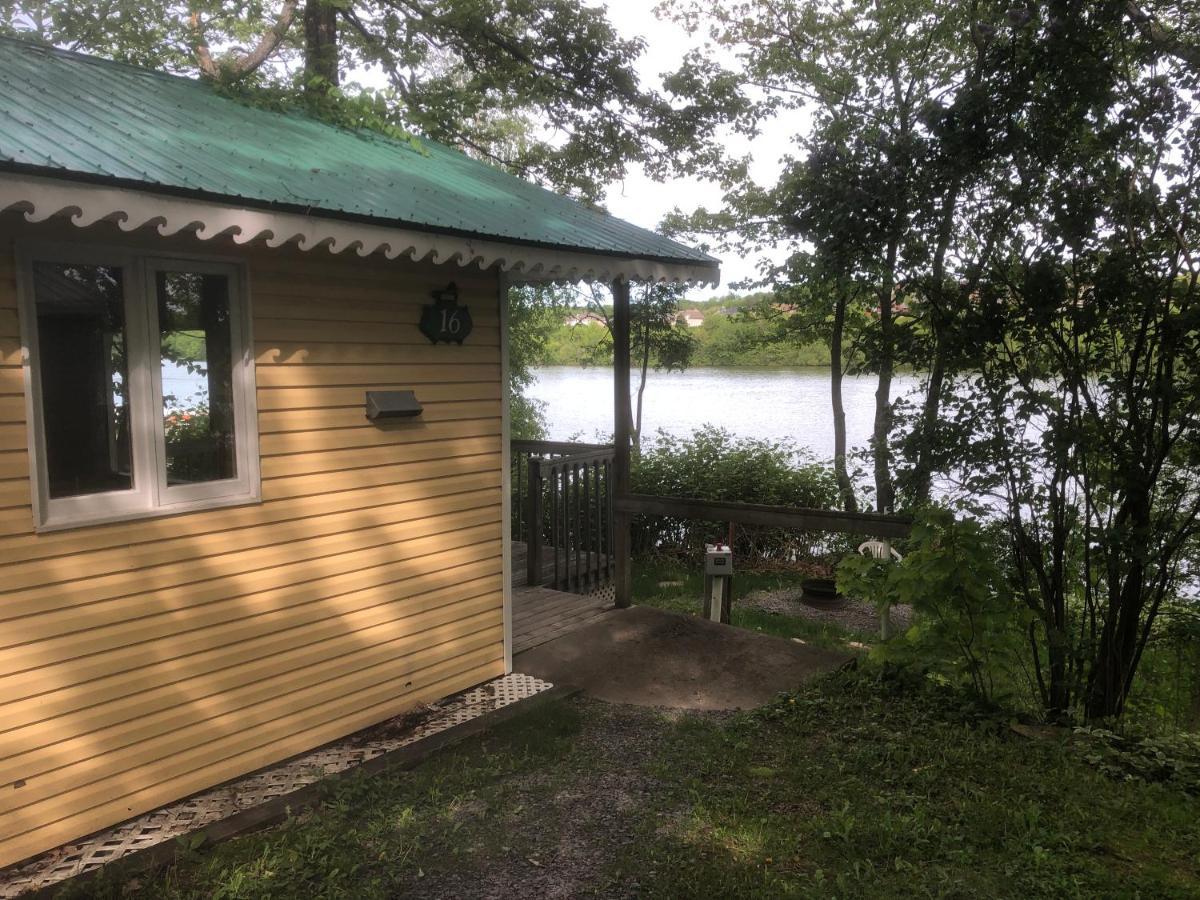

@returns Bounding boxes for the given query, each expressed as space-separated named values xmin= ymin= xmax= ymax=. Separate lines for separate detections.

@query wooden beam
xmin=614 ymin=494 xmax=913 ymax=539
xmin=612 ymin=278 xmax=633 ymax=608
xmin=511 ymin=439 xmax=611 ymax=455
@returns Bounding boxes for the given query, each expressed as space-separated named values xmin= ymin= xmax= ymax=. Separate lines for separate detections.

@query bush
xmin=1074 ymin=726 xmax=1200 ymax=794
xmin=837 ymin=508 xmax=1031 ymax=707
xmin=1123 ymin=600 xmax=1200 ymax=730
xmin=630 ymin=427 xmax=842 ymax=568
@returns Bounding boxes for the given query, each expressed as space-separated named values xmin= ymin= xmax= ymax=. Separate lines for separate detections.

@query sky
xmin=596 ymin=1 xmax=803 ymax=299
xmin=338 ymin=1 xmax=804 ymax=299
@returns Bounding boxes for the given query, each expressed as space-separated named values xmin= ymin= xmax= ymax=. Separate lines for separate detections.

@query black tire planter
xmin=800 ymin=577 xmax=848 ymax=610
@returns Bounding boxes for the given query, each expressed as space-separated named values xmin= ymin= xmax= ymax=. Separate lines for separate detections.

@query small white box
xmin=704 ymin=544 xmax=733 ymax=576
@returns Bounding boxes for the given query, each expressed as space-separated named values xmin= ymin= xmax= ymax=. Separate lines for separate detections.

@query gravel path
xmin=740 ymin=587 xmax=913 ymax=633
xmin=396 ymin=699 xmax=693 ymax=899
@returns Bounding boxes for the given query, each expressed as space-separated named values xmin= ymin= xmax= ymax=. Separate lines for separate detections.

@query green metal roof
xmin=0 ymin=36 xmax=717 ymax=270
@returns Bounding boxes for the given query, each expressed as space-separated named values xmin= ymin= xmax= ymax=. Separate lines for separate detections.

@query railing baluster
xmin=606 ymin=458 xmax=615 ymax=582
xmin=593 ymin=460 xmax=601 ymax=587
xmin=551 ymin=462 xmax=560 ymax=590
xmin=576 ymin=465 xmax=585 ymax=592
xmin=526 ymin=456 xmax=543 ymax=587
xmin=583 ymin=460 xmax=592 ymax=590
xmin=510 ymin=441 xmax=616 ymax=595
xmin=516 ymin=451 xmax=524 ymax=542
xmin=561 ymin=463 xmax=568 ymax=592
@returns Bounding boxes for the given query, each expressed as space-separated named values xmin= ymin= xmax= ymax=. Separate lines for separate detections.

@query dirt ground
xmin=514 ymin=606 xmax=850 ymax=710
xmin=390 ymin=699 xmax=692 ymax=900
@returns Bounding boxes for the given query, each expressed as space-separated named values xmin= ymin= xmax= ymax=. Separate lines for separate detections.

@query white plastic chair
xmin=857 ymin=540 xmax=903 ymax=637
xmin=857 ymin=539 xmax=903 ymax=562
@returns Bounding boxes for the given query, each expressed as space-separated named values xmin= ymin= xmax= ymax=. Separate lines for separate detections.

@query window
xmin=19 ymin=246 xmax=258 ymax=529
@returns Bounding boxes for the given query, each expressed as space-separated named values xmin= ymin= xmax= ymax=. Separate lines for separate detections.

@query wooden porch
xmin=511 ymin=541 xmax=614 ymax=654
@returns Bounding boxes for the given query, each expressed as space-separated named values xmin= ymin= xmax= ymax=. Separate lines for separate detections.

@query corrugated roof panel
xmin=0 ymin=37 xmax=716 ymax=268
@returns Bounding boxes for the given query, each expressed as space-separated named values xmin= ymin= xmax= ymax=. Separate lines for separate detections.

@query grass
xmin=57 ymin=563 xmax=1200 ymax=899
xmin=65 ymin=673 xmax=1200 ymax=899
xmin=632 ymin=558 xmax=874 ymax=652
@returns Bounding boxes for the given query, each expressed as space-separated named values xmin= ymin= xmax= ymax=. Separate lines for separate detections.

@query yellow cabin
xmin=0 ymin=37 xmax=717 ymax=870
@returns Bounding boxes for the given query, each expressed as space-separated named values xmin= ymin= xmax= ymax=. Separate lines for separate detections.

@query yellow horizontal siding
xmin=0 ymin=221 xmax=507 ymax=869
xmin=0 ymin=509 xmax=501 ymax=625
xmin=2 ymin=655 xmax=504 ymax=869
xmin=256 ymin=340 xmax=500 ymax=366
xmin=254 ymin=363 xmax=500 ymax=388
xmin=0 ymin=395 xmax=25 ymax=423
xmin=2 ymin=613 xmax=503 ymax=822
xmin=258 ymin=399 xmax=501 ymax=433
xmin=0 ymin=421 xmax=28 ymax=450
xmin=1 ymin=541 xmax=502 ymax=731
xmin=2 ymin=468 xmax=501 ymax=563
xmin=259 ymin=415 xmax=501 ymax=454
xmin=255 ymin=319 xmax=502 ymax=346
xmin=0 ymin=449 xmax=27 ymax=478
xmin=0 ymin=490 xmax=500 ymax=614
xmin=1 ymin=566 xmax=502 ymax=764
xmin=261 ymin=451 xmax=502 ymax=500
xmin=255 ymin=380 xmax=500 ymax=411
xmin=0 ymin=476 xmax=31 ymax=508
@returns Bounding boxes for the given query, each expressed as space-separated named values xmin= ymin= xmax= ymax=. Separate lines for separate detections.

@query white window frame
xmin=17 ymin=242 xmax=260 ymax=532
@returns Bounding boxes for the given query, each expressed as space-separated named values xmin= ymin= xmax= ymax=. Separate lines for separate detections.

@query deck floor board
xmin=511 ymin=541 xmax=614 ymax=654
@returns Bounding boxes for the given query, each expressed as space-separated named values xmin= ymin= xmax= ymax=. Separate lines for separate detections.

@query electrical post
xmin=703 ymin=543 xmax=733 ymax=624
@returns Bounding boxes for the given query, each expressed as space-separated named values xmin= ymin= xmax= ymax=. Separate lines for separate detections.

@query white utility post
xmin=703 ymin=543 xmax=733 ymax=624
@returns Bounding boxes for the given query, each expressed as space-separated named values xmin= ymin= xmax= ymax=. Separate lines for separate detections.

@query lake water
xmin=528 ymin=366 xmax=925 ymax=462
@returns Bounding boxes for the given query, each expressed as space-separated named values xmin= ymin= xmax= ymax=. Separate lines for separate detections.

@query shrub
xmin=837 ymin=508 xmax=1031 ymax=707
xmin=630 ymin=427 xmax=842 ymax=568
xmin=1074 ymin=726 xmax=1200 ymax=794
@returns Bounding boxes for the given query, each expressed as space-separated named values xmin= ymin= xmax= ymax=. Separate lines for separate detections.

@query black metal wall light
xmin=365 ymin=390 xmax=423 ymax=421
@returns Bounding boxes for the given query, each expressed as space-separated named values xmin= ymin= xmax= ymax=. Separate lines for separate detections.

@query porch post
xmin=612 ymin=277 xmax=633 ymax=608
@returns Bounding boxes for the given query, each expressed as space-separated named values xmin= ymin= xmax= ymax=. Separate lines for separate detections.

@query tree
xmin=915 ymin=1 xmax=1200 ymax=720
xmin=506 ymin=286 xmax=570 ymax=440
xmin=572 ymin=282 xmax=697 ymax=449
xmin=747 ymin=266 xmax=866 ymax=513
xmin=1 ymin=0 xmax=676 ymax=199
xmin=661 ymin=0 xmax=994 ymax=514
xmin=665 ymin=0 xmax=1200 ymax=722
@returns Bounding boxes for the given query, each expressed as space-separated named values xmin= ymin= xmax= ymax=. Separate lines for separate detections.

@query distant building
xmin=564 ymin=311 xmax=605 ymax=327
xmin=678 ymin=308 xmax=706 ymax=327
xmin=716 ymin=306 xmax=742 ymax=317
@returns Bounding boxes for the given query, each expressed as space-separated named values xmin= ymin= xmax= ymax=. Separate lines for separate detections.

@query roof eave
xmin=0 ymin=168 xmax=720 ymax=286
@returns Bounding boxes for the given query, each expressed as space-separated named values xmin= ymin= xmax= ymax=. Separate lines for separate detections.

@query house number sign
xmin=420 ymin=283 xmax=473 ymax=344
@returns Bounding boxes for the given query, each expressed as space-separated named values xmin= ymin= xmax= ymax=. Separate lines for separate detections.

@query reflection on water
xmin=528 ymin=366 xmax=924 ymax=462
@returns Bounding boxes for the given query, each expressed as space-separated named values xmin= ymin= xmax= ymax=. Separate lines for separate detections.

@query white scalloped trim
xmin=0 ymin=173 xmax=720 ymax=286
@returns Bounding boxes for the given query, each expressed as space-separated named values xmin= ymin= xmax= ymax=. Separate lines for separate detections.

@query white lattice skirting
xmin=0 ymin=673 xmax=553 ymax=898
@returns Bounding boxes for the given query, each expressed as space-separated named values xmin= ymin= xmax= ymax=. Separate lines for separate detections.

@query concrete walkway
xmin=513 ymin=606 xmax=850 ymax=711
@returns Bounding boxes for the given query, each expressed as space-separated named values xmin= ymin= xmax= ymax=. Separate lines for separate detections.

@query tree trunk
xmin=873 ymin=240 xmax=898 ymax=513
xmin=633 ymin=317 xmax=651 ymax=449
xmin=909 ymin=331 xmax=946 ymax=506
xmin=304 ymin=0 xmax=339 ymax=93
xmin=1085 ymin=492 xmax=1153 ymax=719
xmin=831 ymin=290 xmax=857 ymax=512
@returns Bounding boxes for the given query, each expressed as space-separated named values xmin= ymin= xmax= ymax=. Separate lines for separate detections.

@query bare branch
xmin=1124 ymin=1 xmax=1200 ymax=71
xmin=190 ymin=0 xmax=300 ymax=81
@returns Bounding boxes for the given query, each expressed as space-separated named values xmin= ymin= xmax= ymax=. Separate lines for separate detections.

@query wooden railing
xmin=613 ymin=494 xmax=913 ymax=539
xmin=512 ymin=440 xmax=615 ymax=592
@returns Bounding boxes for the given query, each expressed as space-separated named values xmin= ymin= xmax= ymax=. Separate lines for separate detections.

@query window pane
xmin=157 ymin=271 xmax=237 ymax=485
xmin=33 ymin=262 xmax=133 ymax=499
